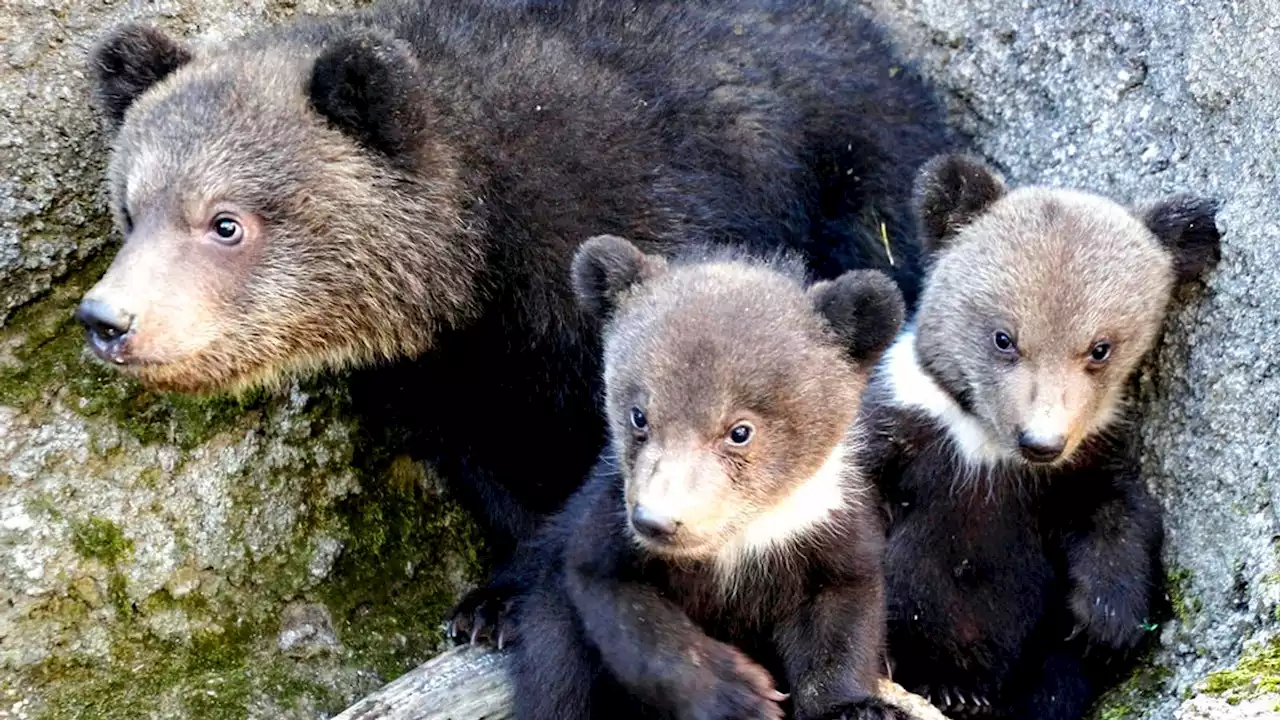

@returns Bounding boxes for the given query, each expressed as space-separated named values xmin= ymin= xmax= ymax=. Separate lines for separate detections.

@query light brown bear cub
xmin=861 ymin=153 xmax=1221 ymax=720
xmin=509 ymin=237 xmax=910 ymax=720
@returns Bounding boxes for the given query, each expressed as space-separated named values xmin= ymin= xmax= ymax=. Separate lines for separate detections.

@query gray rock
xmin=1176 ymin=695 xmax=1280 ymax=720
xmin=278 ymin=602 xmax=342 ymax=659
xmin=859 ymin=0 xmax=1280 ymax=716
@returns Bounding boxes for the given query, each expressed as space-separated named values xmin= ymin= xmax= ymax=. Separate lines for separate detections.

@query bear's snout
xmin=75 ymin=298 xmax=135 ymax=365
xmin=1016 ymin=429 xmax=1066 ymax=464
xmin=630 ymin=505 xmax=680 ymax=543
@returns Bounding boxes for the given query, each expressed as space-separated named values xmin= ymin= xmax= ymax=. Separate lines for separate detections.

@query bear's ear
xmin=807 ymin=269 xmax=905 ymax=366
xmin=912 ymin=153 xmax=1007 ymax=254
xmin=88 ymin=24 xmax=192 ymax=129
xmin=308 ymin=30 xmax=430 ymax=160
xmin=1137 ymin=195 xmax=1222 ymax=284
xmin=572 ymin=235 xmax=668 ymax=321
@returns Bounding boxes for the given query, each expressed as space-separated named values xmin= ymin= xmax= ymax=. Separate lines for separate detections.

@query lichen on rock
xmin=0 ymin=294 xmax=486 ymax=717
xmin=1197 ymin=637 xmax=1280 ymax=706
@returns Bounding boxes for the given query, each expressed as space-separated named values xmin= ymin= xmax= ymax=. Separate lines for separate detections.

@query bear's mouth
xmin=628 ymin=529 xmax=721 ymax=560
xmin=83 ymin=326 xmax=143 ymax=368
xmin=81 ymin=333 xmax=228 ymax=393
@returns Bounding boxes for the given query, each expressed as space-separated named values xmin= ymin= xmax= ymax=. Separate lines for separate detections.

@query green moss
xmin=0 ymin=254 xmax=264 ymax=450
xmin=322 ymin=451 xmax=486 ymax=681
xmin=26 ymin=445 xmax=484 ymax=718
xmin=70 ymin=517 xmax=133 ymax=565
xmin=1165 ymin=567 xmax=1203 ymax=624
xmin=106 ymin=573 xmax=132 ymax=620
xmin=1096 ymin=706 xmax=1134 ymax=720
xmin=32 ymin=620 xmax=347 ymax=719
xmin=1199 ymin=637 xmax=1280 ymax=702
xmin=1089 ymin=649 xmax=1172 ymax=720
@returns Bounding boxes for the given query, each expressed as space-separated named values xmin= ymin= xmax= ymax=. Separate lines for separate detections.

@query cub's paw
xmin=444 ymin=587 xmax=517 ymax=649
xmin=916 ymin=685 xmax=995 ymax=716
xmin=1067 ymin=585 xmax=1149 ymax=652
xmin=821 ymin=698 xmax=915 ymax=720
xmin=683 ymin=642 xmax=786 ymax=720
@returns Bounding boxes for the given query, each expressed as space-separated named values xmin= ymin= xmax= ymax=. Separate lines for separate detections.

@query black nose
xmin=630 ymin=505 xmax=679 ymax=542
xmin=75 ymin=299 xmax=134 ymax=361
xmin=1018 ymin=431 xmax=1066 ymax=463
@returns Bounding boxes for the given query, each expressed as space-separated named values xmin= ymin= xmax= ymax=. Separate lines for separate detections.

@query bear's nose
xmin=1017 ymin=431 xmax=1065 ymax=464
xmin=75 ymin=299 xmax=134 ymax=363
xmin=630 ymin=505 xmax=679 ymax=542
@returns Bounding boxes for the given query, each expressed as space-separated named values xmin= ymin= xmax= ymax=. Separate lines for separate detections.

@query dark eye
xmin=993 ymin=330 xmax=1016 ymax=354
xmin=1089 ymin=341 xmax=1112 ymax=364
xmin=630 ymin=407 xmax=647 ymax=430
xmin=727 ymin=422 xmax=754 ymax=446
xmin=121 ymin=208 xmax=134 ymax=235
xmin=210 ymin=214 xmax=244 ymax=246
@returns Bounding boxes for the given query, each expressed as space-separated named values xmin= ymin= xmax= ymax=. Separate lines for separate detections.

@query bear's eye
xmin=121 ymin=207 xmax=134 ymax=235
xmin=210 ymin=214 xmax=244 ymax=246
xmin=630 ymin=407 xmax=648 ymax=431
xmin=993 ymin=330 xmax=1017 ymax=354
xmin=1089 ymin=341 xmax=1112 ymax=365
xmin=726 ymin=422 xmax=754 ymax=446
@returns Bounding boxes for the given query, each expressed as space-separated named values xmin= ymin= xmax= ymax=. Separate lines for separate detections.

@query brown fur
xmin=861 ymin=152 xmax=1221 ymax=719
xmin=510 ymin=238 xmax=910 ymax=720
xmin=912 ymin=157 xmax=1197 ymax=464
xmin=598 ymin=249 xmax=870 ymax=562
xmin=87 ymin=44 xmax=476 ymax=393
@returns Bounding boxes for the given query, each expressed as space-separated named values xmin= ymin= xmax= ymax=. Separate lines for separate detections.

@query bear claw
xmin=915 ymin=685 xmax=994 ymax=716
xmin=444 ymin=586 xmax=516 ymax=649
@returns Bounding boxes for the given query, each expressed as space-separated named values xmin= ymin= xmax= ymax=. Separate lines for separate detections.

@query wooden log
xmin=334 ymin=646 xmax=513 ymax=720
xmin=332 ymin=645 xmax=953 ymax=720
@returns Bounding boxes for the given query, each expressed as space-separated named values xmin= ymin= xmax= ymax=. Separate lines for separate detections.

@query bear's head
xmin=572 ymin=235 xmax=904 ymax=563
xmin=75 ymin=23 xmax=478 ymax=392
xmin=906 ymin=153 xmax=1221 ymax=466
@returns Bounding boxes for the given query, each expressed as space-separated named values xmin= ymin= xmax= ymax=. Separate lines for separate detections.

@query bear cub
xmin=509 ymin=236 xmax=911 ymax=720
xmin=860 ymin=154 xmax=1222 ymax=719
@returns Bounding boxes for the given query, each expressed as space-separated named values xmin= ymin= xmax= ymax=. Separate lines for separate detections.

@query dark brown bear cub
xmin=510 ymin=236 xmax=909 ymax=720
xmin=75 ymin=0 xmax=955 ymax=636
xmin=860 ymin=154 xmax=1222 ymax=719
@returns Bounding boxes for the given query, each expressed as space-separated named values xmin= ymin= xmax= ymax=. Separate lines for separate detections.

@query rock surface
xmin=0 ymin=0 xmax=1276 ymax=718
xmin=1176 ymin=696 xmax=1280 ymax=720
xmin=858 ymin=0 xmax=1280 ymax=717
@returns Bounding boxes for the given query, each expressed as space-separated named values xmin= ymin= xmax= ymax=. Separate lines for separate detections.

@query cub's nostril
xmin=630 ymin=505 xmax=679 ymax=542
xmin=75 ymin=299 xmax=133 ymax=341
xmin=1017 ymin=431 xmax=1066 ymax=463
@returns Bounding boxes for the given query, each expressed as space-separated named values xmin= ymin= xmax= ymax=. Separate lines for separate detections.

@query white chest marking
xmin=713 ymin=441 xmax=852 ymax=584
xmin=881 ymin=331 xmax=1010 ymax=467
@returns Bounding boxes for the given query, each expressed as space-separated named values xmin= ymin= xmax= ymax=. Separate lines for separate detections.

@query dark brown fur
xmin=859 ymin=153 xmax=1221 ymax=719
xmin=510 ymin=239 xmax=908 ymax=720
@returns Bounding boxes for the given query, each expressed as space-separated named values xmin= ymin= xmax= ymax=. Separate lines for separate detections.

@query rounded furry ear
xmin=571 ymin=235 xmax=667 ymax=320
xmin=913 ymin=153 xmax=1006 ymax=254
xmin=1137 ymin=195 xmax=1222 ymax=284
xmin=808 ymin=269 xmax=906 ymax=365
xmin=88 ymin=24 xmax=192 ymax=129
xmin=308 ymin=30 xmax=430 ymax=159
